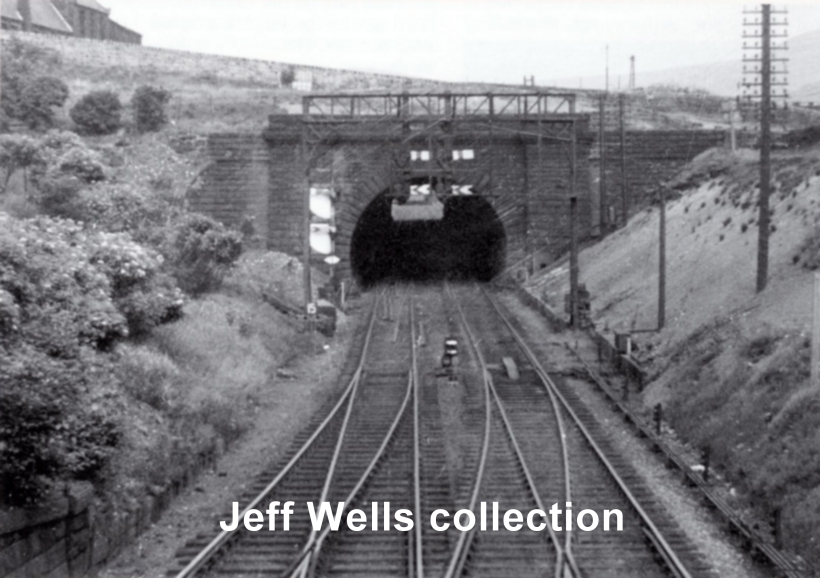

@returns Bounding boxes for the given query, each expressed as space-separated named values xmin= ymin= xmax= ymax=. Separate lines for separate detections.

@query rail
xmin=443 ymin=283 xmax=568 ymax=578
xmin=481 ymin=287 xmax=693 ymax=578
xmin=172 ymin=291 xmax=385 ymax=578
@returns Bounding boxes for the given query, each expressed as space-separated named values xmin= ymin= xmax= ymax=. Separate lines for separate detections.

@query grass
xmin=666 ymin=329 xmax=820 ymax=563
xmin=111 ymin=262 xmax=312 ymax=493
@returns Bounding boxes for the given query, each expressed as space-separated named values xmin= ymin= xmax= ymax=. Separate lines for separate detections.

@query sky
xmin=106 ymin=1 xmax=820 ymax=86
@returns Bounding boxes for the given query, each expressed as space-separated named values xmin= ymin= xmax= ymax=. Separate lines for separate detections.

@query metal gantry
xmin=298 ymin=91 xmax=584 ymax=306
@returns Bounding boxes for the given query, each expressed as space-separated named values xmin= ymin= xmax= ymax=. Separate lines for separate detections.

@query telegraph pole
xmin=619 ymin=93 xmax=628 ymax=226
xmin=569 ymin=121 xmax=580 ymax=328
xmin=569 ymin=196 xmax=580 ymax=328
xmin=599 ymin=94 xmax=607 ymax=232
xmin=756 ymin=4 xmax=772 ymax=293
xmin=658 ymin=187 xmax=666 ymax=330
xmin=742 ymin=4 xmax=789 ymax=293
xmin=813 ymin=273 xmax=820 ymax=390
xmin=301 ymin=97 xmax=312 ymax=309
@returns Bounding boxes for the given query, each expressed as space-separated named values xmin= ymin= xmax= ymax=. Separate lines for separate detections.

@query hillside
xmin=557 ymin=28 xmax=820 ymax=101
xmin=0 ymin=30 xmax=473 ymax=133
xmin=528 ymin=145 xmax=820 ymax=566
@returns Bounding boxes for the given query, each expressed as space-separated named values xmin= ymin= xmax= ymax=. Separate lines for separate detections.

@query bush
xmin=0 ymin=214 xmax=184 ymax=350
xmin=0 ymin=348 xmax=121 ymax=505
xmin=70 ymin=90 xmax=123 ymax=135
xmin=0 ymin=213 xmax=189 ymax=504
xmin=0 ymin=38 xmax=61 ymax=130
xmin=280 ymin=67 xmax=295 ymax=87
xmin=132 ymin=86 xmax=171 ymax=133
xmin=87 ymin=231 xmax=185 ymax=335
xmin=117 ymin=344 xmax=182 ymax=410
xmin=11 ymin=130 xmax=109 ymax=217
xmin=19 ymin=76 xmax=69 ymax=130
xmin=0 ymin=134 xmax=40 ymax=194
xmin=166 ymin=214 xmax=243 ymax=294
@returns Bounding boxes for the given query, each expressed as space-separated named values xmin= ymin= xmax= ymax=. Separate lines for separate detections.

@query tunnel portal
xmin=350 ymin=191 xmax=506 ymax=288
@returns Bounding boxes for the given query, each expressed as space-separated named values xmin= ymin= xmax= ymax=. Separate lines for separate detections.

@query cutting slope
xmin=531 ymin=145 xmax=820 ymax=566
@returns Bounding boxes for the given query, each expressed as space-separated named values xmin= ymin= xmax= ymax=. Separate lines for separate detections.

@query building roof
xmin=1 ymin=0 xmax=73 ymax=33
xmin=32 ymin=0 xmax=72 ymax=32
xmin=75 ymin=0 xmax=109 ymax=14
xmin=0 ymin=0 xmax=22 ymax=20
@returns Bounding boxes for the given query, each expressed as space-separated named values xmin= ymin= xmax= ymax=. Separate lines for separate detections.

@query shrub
xmin=280 ymin=67 xmax=295 ymax=87
xmin=88 ymin=231 xmax=185 ymax=335
xmin=0 ymin=38 xmax=61 ymax=129
xmin=14 ymin=130 xmax=109 ymax=217
xmin=166 ymin=214 xmax=243 ymax=294
xmin=70 ymin=90 xmax=123 ymax=135
xmin=38 ymin=173 xmax=85 ymax=218
xmin=0 ymin=134 xmax=40 ymax=194
xmin=117 ymin=344 xmax=182 ymax=410
xmin=132 ymin=86 xmax=171 ymax=133
xmin=54 ymin=146 xmax=107 ymax=183
xmin=0 ymin=213 xmax=189 ymax=504
xmin=0 ymin=214 xmax=184 ymax=350
xmin=19 ymin=76 xmax=69 ymax=130
xmin=0 ymin=348 xmax=121 ymax=505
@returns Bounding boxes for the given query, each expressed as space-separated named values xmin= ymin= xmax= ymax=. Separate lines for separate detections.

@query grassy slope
xmin=532 ymin=146 xmax=820 ymax=565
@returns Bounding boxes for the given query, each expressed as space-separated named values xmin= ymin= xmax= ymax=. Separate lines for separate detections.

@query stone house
xmin=1 ymin=0 xmax=141 ymax=44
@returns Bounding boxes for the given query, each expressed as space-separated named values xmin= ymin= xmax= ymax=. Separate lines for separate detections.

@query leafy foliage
xmin=0 ymin=348 xmax=122 ymax=504
xmin=17 ymin=131 xmax=110 ymax=217
xmin=167 ymin=214 xmax=243 ymax=294
xmin=0 ymin=38 xmax=62 ymax=130
xmin=70 ymin=90 xmax=124 ymax=135
xmin=0 ymin=134 xmax=40 ymax=194
xmin=19 ymin=76 xmax=70 ymax=130
xmin=280 ymin=66 xmax=295 ymax=86
xmin=0 ymin=214 xmax=184 ymax=504
xmin=132 ymin=86 xmax=172 ymax=133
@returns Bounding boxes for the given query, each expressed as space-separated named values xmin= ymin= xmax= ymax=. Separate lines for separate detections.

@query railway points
xmin=166 ymin=283 xmax=746 ymax=578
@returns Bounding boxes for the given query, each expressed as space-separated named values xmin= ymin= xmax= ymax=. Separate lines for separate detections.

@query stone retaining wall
xmin=0 ymin=445 xmax=219 ymax=578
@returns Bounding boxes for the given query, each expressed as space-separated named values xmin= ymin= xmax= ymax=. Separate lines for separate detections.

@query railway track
xmin=169 ymin=283 xmax=719 ymax=577
xmin=169 ymin=290 xmax=427 ymax=577
xmin=442 ymin=283 xmax=717 ymax=578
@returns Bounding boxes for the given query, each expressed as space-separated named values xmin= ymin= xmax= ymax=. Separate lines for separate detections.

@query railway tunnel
xmin=350 ymin=190 xmax=506 ymax=288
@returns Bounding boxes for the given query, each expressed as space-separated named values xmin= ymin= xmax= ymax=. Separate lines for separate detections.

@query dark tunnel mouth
xmin=350 ymin=189 xmax=506 ymax=288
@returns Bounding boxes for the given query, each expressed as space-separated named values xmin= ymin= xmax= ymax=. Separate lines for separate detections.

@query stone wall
xmin=190 ymin=117 xmax=595 ymax=283
xmin=189 ymin=122 xmax=724 ymax=284
xmin=592 ymin=129 xmax=728 ymax=224
xmin=0 ymin=30 xmax=450 ymax=91
xmin=188 ymin=134 xmax=271 ymax=243
xmin=0 ymin=447 xmax=220 ymax=578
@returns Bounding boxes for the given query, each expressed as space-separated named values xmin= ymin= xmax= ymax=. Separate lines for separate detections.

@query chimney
xmin=19 ymin=0 xmax=32 ymax=31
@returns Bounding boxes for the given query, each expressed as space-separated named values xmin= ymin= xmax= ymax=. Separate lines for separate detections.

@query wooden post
xmin=569 ymin=119 xmax=580 ymax=328
xmin=569 ymin=196 xmax=580 ymax=328
xmin=301 ymin=97 xmax=312 ymax=310
xmin=619 ymin=93 xmax=628 ymax=227
xmin=658 ymin=187 xmax=666 ymax=330
xmin=598 ymin=94 xmax=607 ymax=231
xmin=812 ymin=272 xmax=820 ymax=389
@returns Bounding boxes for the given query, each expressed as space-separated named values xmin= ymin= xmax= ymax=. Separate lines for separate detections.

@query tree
xmin=166 ymin=213 xmax=243 ymax=294
xmin=0 ymin=135 xmax=40 ymax=194
xmin=131 ymin=86 xmax=171 ymax=133
xmin=19 ymin=76 xmax=70 ymax=130
xmin=0 ymin=38 xmax=61 ymax=129
xmin=70 ymin=91 xmax=123 ymax=135
xmin=280 ymin=67 xmax=295 ymax=87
